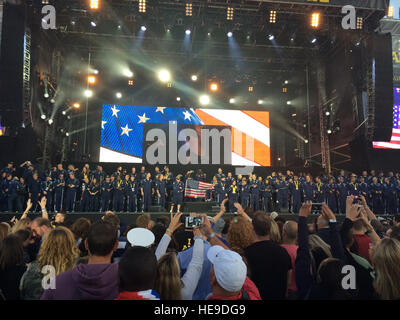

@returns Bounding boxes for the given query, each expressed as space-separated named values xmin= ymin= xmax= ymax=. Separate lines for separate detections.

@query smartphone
xmin=311 ymin=203 xmax=323 ymax=214
xmin=184 ymin=216 xmax=204 ymax=229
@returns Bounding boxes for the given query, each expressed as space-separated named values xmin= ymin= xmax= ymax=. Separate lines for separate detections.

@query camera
xmin=181 ymin=215 xmax=204 ymax=229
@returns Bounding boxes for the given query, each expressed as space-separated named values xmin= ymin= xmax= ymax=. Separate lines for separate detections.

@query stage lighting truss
xmin=269 ymin=10 xmax=277 ymax=24
xmin=186 ymin=2 xmax=193 ymax=16
xmin=311 ymin=12 xmax=320 ymax=28
xmin=227 ymin=7 xmax=234 ymax=21
xmin=139 ymin=0 xmax=146 ymax=13
xmin=90 ymin=0 xmax=99 ymax=10
xmin=356 ymin=17 xmax=363 ymax=29
xmin=42 ymin=0 xmax=49 ymax=4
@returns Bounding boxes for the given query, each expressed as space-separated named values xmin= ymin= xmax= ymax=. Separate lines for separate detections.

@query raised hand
xmin=299 ymin=201 xmax=312 ymax=218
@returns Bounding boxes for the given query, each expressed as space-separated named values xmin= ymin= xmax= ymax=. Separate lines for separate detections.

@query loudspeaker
xmin=0 ymin=3 xmax=26 ymax=128
xmin=371 ymin=33 xmax=394 ymax=141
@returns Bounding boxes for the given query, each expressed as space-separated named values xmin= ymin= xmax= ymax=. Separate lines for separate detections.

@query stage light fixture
xmin=287 ymin=101 xmax=291 ymax=105
xmin=311 ymin=37 xmax=317 ymax=44
xmin=141 ymin=25 xmax=147 ymax=31
xmin=277 ymin=157 xmax=281 ymax=161
xmin=116 ymin=92 xmax=122 ymax=99
xmin=90 ymin=0 xmax=99 ymax=10
xmin=311 ymin=12 xmax=320 ymax=28
xmin=305 ymin=139 xmax=309 ymax=144
xmin=73 ymin=102 xmax=81 ymax=108
xmin=93 ymin=69 xmax=99 ymax=75
xmin=209 ymin=82 xmax=219 ymax=92
xmin=66 ymin=132 xmax=70 ymax=137
xmin=123 ymin=69 xmax=134 ymax=78
xmin=87 ymin=75 xmax=96 ymax=84
xmin=84 ymin=89 xmax=93 ymax=97
xmin=284 ymin=80 xmax=289 ymax=84
xmin=229 ymin=98 xmax=235 ymax=104
xmin=41 ymin=114 xmax=46 ymax=120
xmin=185 ymin=29 xmax=191 ymax=35
xmin=118 ymin=25 xmax=121 ymax=30
xmin=227 ymin=32 xmax=233 ymax=38
xmin=248 ymin=86 xmax=253 ymax=92
xmin=91 ymin=21 xmax=97 ymax=27
xmin=44 ymin=92 xmax=49 ymax=98
xmin=48 ymin=119 xmax=53 ymax=125
xmin=50 ymin=98 xmax=55 ymax=104
xmin=325 ymin=111 xmax=330 ymax=116
xmin=227 ymin=7 xmax=234 ymax=21
xmin=176 ymin=97 xmax=181 ymax=101
xmin=268 ymin=34 xmax=274 ymax=41
xmin=258 ymin=100 xmax=263 ymax=105
xmin=42 ymin=0 xmax=49 ymax=4
xmin=62 ymin=111 xmax=67 ymax=115
xmin=387 ymin=6 xmax=394 ymax=18
xmin=158 ymin=69 xmax=171 ymax=83
xmin=356 ymin=17 xmax=363 ymax=29
xmin=139 ymin=0 xmax=146 ymax=13
xmin=327 ymin=129 xmax=332 ymax=134
xmin=186 ymin=2 xmax=192 ymax=16
xmin=200 ymin=95 xmax=210 ymax=105
xmin=191 ymin=75 xmax=198 ymax=81
xmin=128 ymin=80 xmax=134 ymax=86
xmin=269 ymin=10 xmax=277 ymax=24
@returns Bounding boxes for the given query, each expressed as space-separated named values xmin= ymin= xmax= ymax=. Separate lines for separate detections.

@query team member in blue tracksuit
xmin=41 ymin=175 xmax=54 ymax=212
xmin=383 ymin=177 xmax=397 ymax=214
xmin=227 ymin=179 xmax=239 ymax=213
xmin=170 ymin=176 xmax=184 ymax=213
xmin=240 ymin=179 xmax=251 ymax=208
xmin=313 ymin=177 xmax=325 ymax=203
xmin=396 ymin=179 xmax=400 ymax=214
xmin=289 ymin=175 xmax=301 ymax=214
xmin=225 ymin=172 xmax=234 ymax=189
xmin=80 ymin=178 xmax=90 ymax=212
xmin=6 ymin=176 xmax=20 ymax=212
xmin=358 ymin=176 xmax=370 ymax=207
xmin=88 ymin=178 xmax=100 ymax=212
xmin=250 ymin=174 xmax=260 ymax=211
xmin=54 ymin=173 xmax=65 ymax=212
xmin=65 ymin=172 xmax=79 ymax=213
xmin=276 ymin=176 xmax=289 ymax=212
xmin=28 ymin=172 xmax=42 ymax=212
xmin=215 ymin=176 xmax=228 ymax=205
xmin=140 ymin=173 xmax=154 ymax=213
xmin=113 ymin=175 xmax=125 ymax=212
xmin=261 ymin=178 xmax=273 ymax=213
xmin=301 ymin=175 xmax=314 ymax=202
xmin=127 ymin=175 xmax=138 ymax=213
xmin=336 ymin=176 xmax=348 ymax=214
xmin=347 ymin=175 xmax=360 ymax=197
xmin=100 ymin=176 xmax=113 ymax=212
xmin=325 ymin=178 xmax=338 ymax=213
xmin=370 ymin=177 xmax=384 ymax=214
xmin=156 ymin=174 xmax=167 ymax=211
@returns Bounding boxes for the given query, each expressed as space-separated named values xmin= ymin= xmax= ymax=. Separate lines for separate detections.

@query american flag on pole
xmin=373 ymin=88 xmax=400 ymax=149
xmin=185 ymin=179 xmax=214 ymax=199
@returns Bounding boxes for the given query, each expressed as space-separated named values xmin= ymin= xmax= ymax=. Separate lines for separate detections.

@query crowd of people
xmin=1 ymin=193 xmax=400 ymax=300
xmin=0 ymin=161 xmax=400 ymax=215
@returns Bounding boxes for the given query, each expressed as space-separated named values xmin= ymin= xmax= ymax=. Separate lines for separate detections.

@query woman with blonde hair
xmin=371 ymin=238 xmax=400 ymax=300
xmin=155 ymin=252 xmax=183 ymax=300
xmin=19 ymin=226 xmax=79 ymax=300
xmin=226 ymin=216 xmax=254 ymax=257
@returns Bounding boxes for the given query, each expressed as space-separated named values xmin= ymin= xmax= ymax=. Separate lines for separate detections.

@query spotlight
xmin=311 ymin=37 xmax=317 ymax=44
xmin=118 ymin=25 xmax=121 ymax=30
xmin=93 ymin=69 xmax=99 ymax=75
xmin=186 ymin=2 xmax=192 ymax=16
xmin=209 ymin=82 xmax=219 ymax=92
xmin=325 ymin=111 xmax=330 ymax=116
xmin=139 ymin=0 xmax=146 ymax=13
xmin=116 ymin=92 xmax=122 ymax=99
xmin=91 ymin=21 xmax=97 ymax=27
xmin=287 ymin=101 xmax=291 ymax=105
xmin=284 ymin=80 xmax=289 ymax=84
xmin=185 ymin=29 xmax=191 ymax=35
xmin=90 ymin=0 xmax=99 ymax=10
xmin=199 ymin=95 xmax=210 ymax=105
xmin=191 ymin=75 xmax=198 ymax=81
xmin=158 ymin=69 xmax=171 ymax=82
xmin=44 ymin=93 xmax=49 ymax=98
xmin=66 ymin=132 xmax=70 ymax=137
xmin=269 ymin=10 xmax=277 ymax=24
xmin=48 ymin=119 xmax=53 ymax=125
xmin=176 ymin=97 xmax=181 ymax=101
xmin=207 ymin=32 xmax=211 ymax=36
xmin=327 ymin=129 xmax=332 ymax=134
xmin=227 ymin=32 xmax=233 ymax=38
xmin=356 ymin=17 xmax=363 ymax=29
xmin=229 ymin=98 xmax=235 ymax=104
xmin=248 ymin=86 xmax=254 ymax=92
xmin=141 ymin=25 xmax=147 ymax=31
xmin=67 ymin=115 xmax=71 ymax=120
xmin=87 ymin=75 xmax=96 ymax=84
xmin=258 ymin=100 xmax=263 ymax=105
xmin=123 ymin=69 xmax=133 ymax=78
xmin=311 ymin=12 xmax=320 ymax=28
xmin=277 ymin=157 xmax=281 ymax=161
xmin=227 ymin=7 xmax=234 ymax=21
xmin=305 ymin=139 xmax=309 ymax=144
xmin=268 ymin=34 xmax=274 ymax=41
xmin=62 ymin=111 xmax=67 ymax=115
xmin=50 ymin=98 xmax=55 ymax=104
xmin=84 ymin=89 xmax=93 ymax=97
xmin=41 ymin=114 xmax=46 ymax=120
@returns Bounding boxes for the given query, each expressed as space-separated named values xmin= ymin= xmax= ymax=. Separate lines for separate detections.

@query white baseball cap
xmin=127 ymin=228 xmax=155 ymax=247
xmin=207 ymin=245 xmax=247 ymax=293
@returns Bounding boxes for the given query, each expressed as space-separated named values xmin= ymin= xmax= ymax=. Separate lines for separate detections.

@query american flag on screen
xmin=373 ymin=87 xmax=400 ymax=149
xmin=100 ymin=105 xmax=271 ymax=166
xmin=185 ymin=179 xmax=214 ymax=198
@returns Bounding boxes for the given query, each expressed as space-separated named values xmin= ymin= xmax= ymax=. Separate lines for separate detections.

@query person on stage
xmin=170 ymin=176 xmax=184 ymax=213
